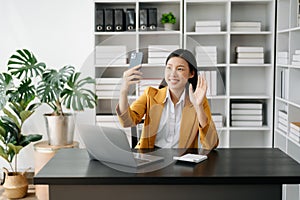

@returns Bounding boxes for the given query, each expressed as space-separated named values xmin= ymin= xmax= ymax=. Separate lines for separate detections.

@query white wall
xmin=0 ymin=0 xmax=94 ymax=171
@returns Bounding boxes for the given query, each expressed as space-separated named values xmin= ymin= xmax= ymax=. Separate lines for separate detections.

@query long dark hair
xmin=159 ymin=49 xmax=198 ymax=91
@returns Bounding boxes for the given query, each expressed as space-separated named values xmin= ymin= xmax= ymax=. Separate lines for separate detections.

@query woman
xmin=116 ymin=49 xmax=218 ymax=150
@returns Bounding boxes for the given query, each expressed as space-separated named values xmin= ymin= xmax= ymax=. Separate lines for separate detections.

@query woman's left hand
xmin=189 ymin=74 xmax=207 ymax=108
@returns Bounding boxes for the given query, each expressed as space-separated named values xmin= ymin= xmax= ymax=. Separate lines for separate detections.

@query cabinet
xmin=275 ymin=0 xmax=300 ymax=199
xmin=94 ymin=0 xmax=275 ymax=148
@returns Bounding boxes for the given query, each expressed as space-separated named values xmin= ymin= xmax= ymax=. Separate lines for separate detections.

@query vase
xmin=44 ymin=113 xmax=75 ymax=146
xmin=2 ymin=168 xmax=28 ymax=199
xmin=164 ymin=23 xmax=174 ymax=30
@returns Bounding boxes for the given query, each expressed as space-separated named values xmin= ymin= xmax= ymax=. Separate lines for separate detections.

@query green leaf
xmin=20 ymin=110 xmax=34 ymax=123
xmin=7 ymin=143 xmax=23 ymax=155
xmin=61 ymin=72 xmax=97 ymax=111
xmin=0 ymin=146 xmax=9 ymax=162
xmin=19 ymin=134 xmax=42 ymax=147
xmin=37 ymin=65 xmax=75 ymax=111
xmin=8 ymin=78 xmax=36 ymax=104
xmin=0 ymin=73 xmax=13 ymax=110
xmin=7 ymin=49 xmax=46 ymax=79
xmin=3 ymin=107 xmax=21 ymax=129
xmin=0 ymin=116 xmax=20 ymax=143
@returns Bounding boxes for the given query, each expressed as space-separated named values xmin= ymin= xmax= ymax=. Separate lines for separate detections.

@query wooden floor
xmin=0 ymin=185 xmax=38 ymax=200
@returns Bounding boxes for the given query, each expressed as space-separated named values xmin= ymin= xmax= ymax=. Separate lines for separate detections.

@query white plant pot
xmin=164 ymin=23 xmax=174 ymax=30
xmin=44 ymin=113 xmax=75 ymax=146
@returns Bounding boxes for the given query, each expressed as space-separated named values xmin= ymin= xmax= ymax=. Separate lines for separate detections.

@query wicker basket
xmin=2 ymin=168 xmax=28 ymax=199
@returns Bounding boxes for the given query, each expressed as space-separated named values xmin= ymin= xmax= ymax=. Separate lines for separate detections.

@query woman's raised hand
xmin=189 ymin=73 xmax=208 ymax=108
xmin=120 ymin=65 xmax=143 ymax=94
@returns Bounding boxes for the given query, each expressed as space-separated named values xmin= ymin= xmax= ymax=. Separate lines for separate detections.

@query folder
xmin=126 ymin=9 xmax=135 ymax=31
xmin=114 ymin=9 xmax=124 ymax=31
xmin=95 ymin=8 xmax=104 ymax=32
xmin=148 ymin=8 xmax=157 ymax=31
xmin=139 ymin=8 xmax=148 ymax=31
xmin=104 ymin=8 xmax=114 ymax=31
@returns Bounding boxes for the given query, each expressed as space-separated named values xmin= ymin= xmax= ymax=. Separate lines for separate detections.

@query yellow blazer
xmin=117 ymin=87 xmax=219 ymax=149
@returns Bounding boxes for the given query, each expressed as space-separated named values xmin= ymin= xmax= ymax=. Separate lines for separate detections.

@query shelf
xmin=230 ymin=31 xmax=272 ymax=35
xmin=230 ymin=64 xmax=272 ymax=67
xmin=207 ymin=95 xmax=227 ymax=100
xmin=275 ymin=1 xmax=300 ymax=198
xmin=94 ymin=32 xmax=137 ymax=36
xmin=94 ymin=0 xmax=275 ymax=150
xmin=139 ymin=0 xmax=181 ymax=3
xmin=231 ymin=0 xmax=273 ymax=4
xmin=186 ymin=31 xmax=228 ymax=35
xmin=230 ymin=95 xmax=271 ymax=99
xmin=229 ymin=126 xmax=270 ymax=131
xmin=287 ymin=136 xmax=300 ymax=148
xmin=138 ymin=31 xmax=181 ymax=35
xmin=186 ymin=0 xmax=228 ymax=3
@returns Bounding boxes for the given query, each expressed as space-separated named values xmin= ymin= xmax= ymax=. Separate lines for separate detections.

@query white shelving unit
xmin=275 ymin=0 xmax=300 ymax=199
xmin=94 ymin=0 xmax=275 ymax=149
xmin=94 ymin=0 xmax=183 ymax=146
xmin=184 ymin=0 xmax=275 ymax=148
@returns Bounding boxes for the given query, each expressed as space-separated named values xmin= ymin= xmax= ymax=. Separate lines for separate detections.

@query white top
xmin=155 ymin=88 xmax=186 ymax=148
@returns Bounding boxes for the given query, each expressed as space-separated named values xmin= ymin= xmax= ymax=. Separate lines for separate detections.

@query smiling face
xmin=165 ymin=56 xmax=194 ymax=95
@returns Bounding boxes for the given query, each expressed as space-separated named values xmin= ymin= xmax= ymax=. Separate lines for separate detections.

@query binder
xmin=126 ymin=9 xmax=135 ymax=31
xmin=95 ymin=8 xmax=104 ymax=32
xmin=104 ymin=9 xmax=114 ymax=31
xmin=139 ymin=8 xmax=148 ymax=31
xmin=148 ymin=8 xmax=157 ymax=31
xmin=114 ymin=9 xmax=124 ymax=31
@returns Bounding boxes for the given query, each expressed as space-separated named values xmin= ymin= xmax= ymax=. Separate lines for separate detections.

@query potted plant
xmin=36 ymin=65 xmax=97 ymax=146
xmin=160 ymin=12 xmax=176 ymax=30
xmin=0 ymin=49 xmax=43 ymax=198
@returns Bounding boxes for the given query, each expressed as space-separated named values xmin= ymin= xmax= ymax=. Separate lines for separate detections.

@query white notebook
xmin=173 ymin=154 xmax=208 ymax=163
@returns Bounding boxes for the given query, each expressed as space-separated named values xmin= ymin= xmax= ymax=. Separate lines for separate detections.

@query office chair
xmin=130 ymin=120 xmax=143 ymax=148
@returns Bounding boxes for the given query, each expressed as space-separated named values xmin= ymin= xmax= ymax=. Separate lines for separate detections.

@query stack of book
xmin=291 ymin=50 xmax=300 ymax=66
xmin=231 ymin=22 xmax=261 ymax=32
xmin=236 ymin=46 xmax=264 ymax=64
xmin=194 ymin=21 xmax=221 ymax=32
xmin=195 ymin=46 xmax=217 ymax=66
xmin=212 ymin=113 xmax=224 ymax=128
xmin=95 ymin=45 xmax=127 ymax=65
xmin=277 ymin=110 xmax=288 ymax=133
xmin=95 ymin=78 xmax=122 ymax=98
xmin=138 ymin=78 xmax=161 ymax=95
xmin=231 ymin=102 xmax=263 ymax=127
xmin=277 ymin=51 xmax=289 ymax=65
xmin=198 ymin=70 xmax=217 ymax=96
xmin=289 ymin=122 xmax=300 ymax=142
xmin=148 ymin=45 xmax=179 ymax=64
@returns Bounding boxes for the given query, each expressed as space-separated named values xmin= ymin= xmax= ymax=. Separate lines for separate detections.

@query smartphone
xmin=129 ymin=52 xmax=143 ymax=69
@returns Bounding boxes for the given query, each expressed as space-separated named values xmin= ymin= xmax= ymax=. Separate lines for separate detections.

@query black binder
xmin=148 ymin=8 xmax=157 ymax=31
xmin=139 ymin=8 xmax=148 ymax=31
xmin=95 ymin=8 xmax=104 ymax=32
xmin=104 ymin=8 xmax=114 ymax=31
xmin=126 ymin=9 xmax=135 ymax=31
xmin=114 ymin=9 xmax=124 ymax=31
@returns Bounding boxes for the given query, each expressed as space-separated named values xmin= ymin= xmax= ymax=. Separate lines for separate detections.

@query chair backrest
xmin=130 ymin=120 xmax=144 ymax=148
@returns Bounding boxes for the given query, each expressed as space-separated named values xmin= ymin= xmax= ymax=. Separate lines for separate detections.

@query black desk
xmin=34 ymin=148 xmax=300 ymax=200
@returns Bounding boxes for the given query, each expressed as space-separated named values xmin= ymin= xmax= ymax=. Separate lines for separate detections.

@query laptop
xmin=77 ymin=125 xmax=164 ymax=167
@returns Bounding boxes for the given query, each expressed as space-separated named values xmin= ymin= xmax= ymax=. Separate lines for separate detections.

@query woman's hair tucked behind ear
xmin=159 ymin=49 xmax=198 ymax=91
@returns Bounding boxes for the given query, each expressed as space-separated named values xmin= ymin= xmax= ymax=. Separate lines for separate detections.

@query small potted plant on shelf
xmin=0 ymin=49 xmax=43 ymax=198
xmin=36 ymin=64 xmax=97 ymax=146
xmin=160 ymin=12 xmax=176 ymax=30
